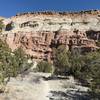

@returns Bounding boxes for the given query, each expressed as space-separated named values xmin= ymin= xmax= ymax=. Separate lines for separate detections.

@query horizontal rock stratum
xmin=1 ymin=10 xmax=100 ymax=61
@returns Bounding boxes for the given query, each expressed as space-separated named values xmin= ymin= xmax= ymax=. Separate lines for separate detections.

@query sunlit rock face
xmin=1 ymin=10 xmax=100 ymax=61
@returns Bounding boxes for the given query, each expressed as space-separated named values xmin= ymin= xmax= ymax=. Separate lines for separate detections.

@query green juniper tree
xmin=53 ymin=45 xmax=70 ymax=75
xmin=37 ymin=61 xmax=53 ymax=73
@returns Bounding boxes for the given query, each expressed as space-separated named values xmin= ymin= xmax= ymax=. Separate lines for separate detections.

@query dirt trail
xmin=0 ymin=72 xmax=89 ymax=100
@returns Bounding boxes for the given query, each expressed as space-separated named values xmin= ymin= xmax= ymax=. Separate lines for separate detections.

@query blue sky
xmin=0 ymin=0 xmax=100 ymax=17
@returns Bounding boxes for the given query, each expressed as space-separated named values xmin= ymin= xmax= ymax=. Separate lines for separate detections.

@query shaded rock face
xmin=2 ymin=10 xmax=100 ymax=61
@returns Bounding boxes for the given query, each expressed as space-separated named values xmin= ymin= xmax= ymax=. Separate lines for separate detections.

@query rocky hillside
xmin=1 ymin=10 xmax=100 ymax=61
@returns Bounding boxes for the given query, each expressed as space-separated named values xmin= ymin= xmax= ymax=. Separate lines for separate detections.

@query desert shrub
xmin=52 ymin=45 xmax=100 ymax=98
xmin=0 ymin=39 xmax=31 ymax=87
xmin=83 ymin=52 xmax=100 ymax=95
xmin=0 ymin=39 xmax=12 ymax=83
xmin=0 ymin=20 xmax=4 ymax=32
xmin=53 ymin=45 xmax=71 ymax=75
xmin=70 ymin=51 xmax=100 ymax=98
xmin=37 ymin=61 xmax=53 ymax=73
xmin=69 ymin=52 xmax=85 ymax=77
xmin=12 ymin=48 xmax=31 ymax=76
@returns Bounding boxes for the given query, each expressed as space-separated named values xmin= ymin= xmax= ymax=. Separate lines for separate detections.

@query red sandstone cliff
xmin=1 ymin=10 xmax=100 ymax=61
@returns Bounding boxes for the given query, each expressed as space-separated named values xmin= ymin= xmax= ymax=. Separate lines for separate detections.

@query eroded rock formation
xmin=1 ymin=10 xmax=100 ymax=61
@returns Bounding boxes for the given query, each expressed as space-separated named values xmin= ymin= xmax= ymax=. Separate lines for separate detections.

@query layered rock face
xmin=2 ymin=10 xmax=100 ymax=61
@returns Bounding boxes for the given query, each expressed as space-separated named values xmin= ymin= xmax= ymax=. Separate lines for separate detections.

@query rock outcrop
xmin=1 ymin=10 xmax=100 ymax=61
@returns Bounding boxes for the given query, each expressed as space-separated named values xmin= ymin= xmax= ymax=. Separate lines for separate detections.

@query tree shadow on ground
xmin=49 ymin=90 xmax=91 ymax=100
xmin=42 ymin=75 xmax=69 ymax=81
